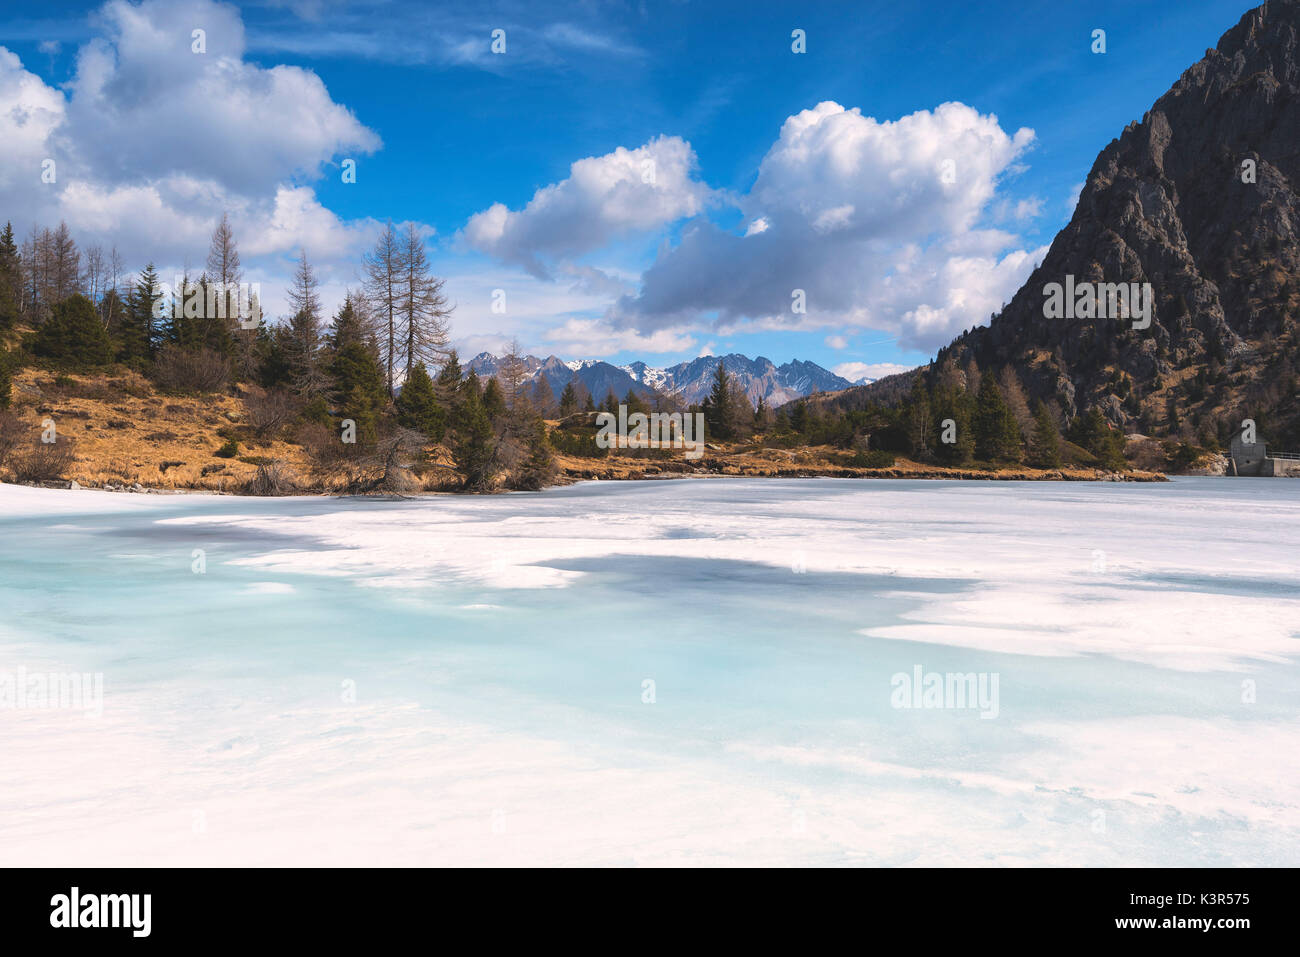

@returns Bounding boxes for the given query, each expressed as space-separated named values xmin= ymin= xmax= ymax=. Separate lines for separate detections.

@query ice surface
xmin=1 ymin=477 xmax=1297 ymax=865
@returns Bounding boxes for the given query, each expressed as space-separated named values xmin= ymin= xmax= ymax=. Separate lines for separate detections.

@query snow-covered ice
xmin=1 ymin=477 xmax=1296 ymax=865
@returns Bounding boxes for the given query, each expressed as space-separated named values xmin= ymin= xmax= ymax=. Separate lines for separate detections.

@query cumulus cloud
xmin=65 ymin=0 xmax=379 ymax=192
xmin=0 ymin=48 xmax=64 ymax=190
xmin=607 ymin=101 xmax=1042 ymax=351
xmin=463 ymin=135 xmax=715 ymax=278
xmin=0 ymin=0 xmax=389 ymax=319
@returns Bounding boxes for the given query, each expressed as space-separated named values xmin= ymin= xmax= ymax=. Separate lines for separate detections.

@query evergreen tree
xmin=1070 ymin=407 xmax=1127 ymax=470
xmin=601 ymin=387 xmax=618 ymax=414
xmin=327 ymin=293 xmax=368 ymax=351
xmin=1027 ymin=401 xmax=1062 ymax=469
xmin=973 ymin=371 xmax=1021 ymax=462
xmin=34 ymin=294 xmax=113 ymax=368
xmin=704 ymin=360 xmax=740 ymax=440
xmin=508 ymin=416 xmax=556 ymax=490
xmin=0 ymin=222 xmax=19 ymax=330
xmin=435 ymin=349 xmax=464 ymax=417
xmin=329 ymin=338 xmax=387 ymax=446
xmin=255 ymin=324 xmax=293 ymax=389
xmin=932 ymin=386 xmax=975 ymax=465
xmin=558 ymin=379 xmax=579 ymax=417
xmin=120 ymin=264 xmax=162 ymax=363
xmin=394 ymin=361 xmax=445 ymax=441
xmin=482 ymin=376 xmax=507 ymax=422
xmin=583 ymin=392 xmax=596 ymax=413
xmin=623 ymin=388 xmax=648 ymax=417
xmin=453 ymin=382 xmax=498 ymax=491
xmin=460 ymin=369 xmax=483 ymax=404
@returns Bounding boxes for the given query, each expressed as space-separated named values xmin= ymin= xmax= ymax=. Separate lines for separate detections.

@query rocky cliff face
xmin=935 ymin=0 xmax=1300 ymax=446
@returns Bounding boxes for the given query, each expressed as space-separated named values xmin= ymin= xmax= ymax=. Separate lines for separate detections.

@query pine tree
xmin=327 ymin=293 xmax=368 ymax=351
xmin=583 ymin=392 xmax=596 ymax=413
xmin=120 ymin=264 xmax=162 ymax=363
xmin=329 ymin=337 xmax=387 ymax=447
xmin=705 ymin=360 xmax=738 ymax=440
xmin=623 ymin=388 xmax=648 ymax=417
xmin=1028 ymin=401 xmax=1062 ymax=469
xmin=435 ymin=349 xmax=464 ymax=416
xmin=453 ymin=383 xmax=498 ymax=491
xmin=973 ymin=371 xmax=1021 ymax=462
xmin=0 ymin=222 xmax=19 ymax=330
xmin=508 ymin=415 xmax=556 ymax=490
xmin=395 ymin=361 xmax=445 ymax=441
xmin=558 ymin=379 xmax=579 ymax=417
xmin=482 ymin=376 xmax=507 ymax=422
xmin=34 ymin=294 xmax=113 ymax=368
xmin=932 ymin=385 xmax=974 ymax=465
xmin=1071 ymin=407 xmax=1127 ymax=470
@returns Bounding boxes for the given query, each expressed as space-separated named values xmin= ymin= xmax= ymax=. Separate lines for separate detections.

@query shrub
xmin=214 ymin=437 xmax=239 ymax=458
xmin=152 ymin=344 xmax=230 ymax=394
xmin=0 ymin=411 xmax=22 ymax=471
xmin=245 ymin=386 xmax=296 ymax=438
xmin=9 ymin=435 xmax=77 ymax=483
xmin=845 ymin=449 xmax=896 ymax=469
xmin=244 ymin=460 xmax=298 ymax=496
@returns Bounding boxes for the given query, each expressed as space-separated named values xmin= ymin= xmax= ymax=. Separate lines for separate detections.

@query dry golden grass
xmin=6 ymin=367 xmax=315 ymax=491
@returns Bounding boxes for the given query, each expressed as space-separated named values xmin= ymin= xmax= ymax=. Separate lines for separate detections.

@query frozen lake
xmin=1 ymin=477 xmax=1297 ymax=866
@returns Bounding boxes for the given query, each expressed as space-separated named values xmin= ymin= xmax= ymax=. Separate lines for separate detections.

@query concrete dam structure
xmin=1229 ymin=436 xmax=1300 ymax=477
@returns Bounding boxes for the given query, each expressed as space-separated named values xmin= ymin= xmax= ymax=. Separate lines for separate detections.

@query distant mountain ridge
xmin=464 ymin=352 xmax=854 ymax=407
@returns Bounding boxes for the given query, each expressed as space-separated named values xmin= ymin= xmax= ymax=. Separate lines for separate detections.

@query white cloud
xmin=0 ymin=0 xmax=391 ymax=322
xmin=0 ymin=47 xmax=64 ymax=190
xmin=463 ymin=135 xmax=716 ymax=278
xmin=64 ymin=0 xmax=379 ymax=193
xmin=540 ymin=318 xmax=697 ymax=358
xmin=609 ymin=100 xmax=1041 ymax=351
xmin=824 ymin=334 xmax=848 ymax=349
xmin=832 ymin=361 xmax=916 ymax=383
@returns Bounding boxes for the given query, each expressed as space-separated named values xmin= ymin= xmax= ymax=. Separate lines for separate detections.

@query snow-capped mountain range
xmin=464 ymin=352 xmax=862 ymax=408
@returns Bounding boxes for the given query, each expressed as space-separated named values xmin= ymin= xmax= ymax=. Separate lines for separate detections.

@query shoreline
xmin=5 ymin=464 xmax=1170 ymax=498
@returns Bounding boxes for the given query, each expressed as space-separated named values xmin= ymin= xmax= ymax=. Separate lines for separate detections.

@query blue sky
xmin=0 ymin=0 xmax=1255 ymax=380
